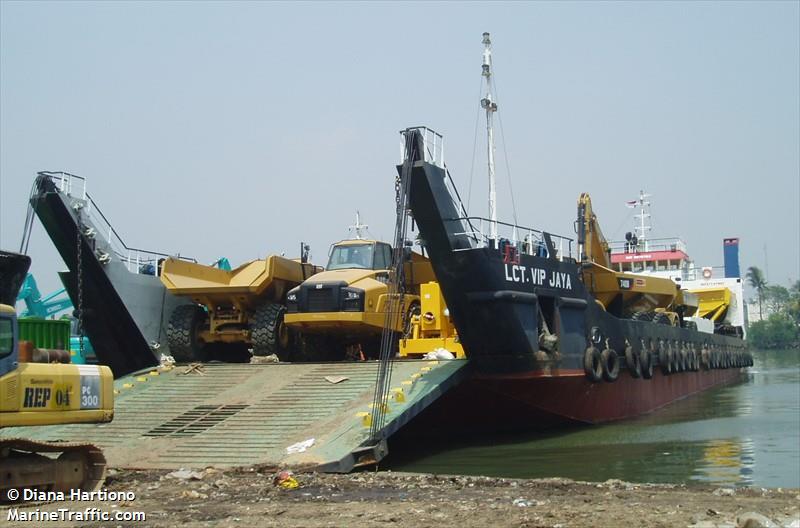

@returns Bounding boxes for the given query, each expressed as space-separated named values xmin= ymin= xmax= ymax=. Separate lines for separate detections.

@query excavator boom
xmin=576 ymin=192 xmax=612 ymax=268
xmin=575 ymin=195 xmax=684 ymax=317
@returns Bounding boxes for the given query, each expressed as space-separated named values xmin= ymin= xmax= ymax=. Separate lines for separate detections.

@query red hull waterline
xmin=406 ymin=367 xmax=747 ymax=435
xmin=475 ymin=367 xmax=746 ymax=424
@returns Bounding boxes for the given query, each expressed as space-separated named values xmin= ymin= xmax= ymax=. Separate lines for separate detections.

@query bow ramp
xmin=2 ymin=360 xmax=468 ymax=472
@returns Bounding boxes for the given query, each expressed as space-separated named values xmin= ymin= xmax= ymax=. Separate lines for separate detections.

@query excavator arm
xmin=574 ymin=195 xmax=681 ymax=316
xmin=576 ymin=193 xmax=612 ymax=268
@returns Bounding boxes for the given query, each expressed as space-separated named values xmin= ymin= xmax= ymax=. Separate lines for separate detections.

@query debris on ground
xmin=273 ymin=470 xmax=299 ymax=490
xmin=2 ymin=469 xmax=797 ymax=527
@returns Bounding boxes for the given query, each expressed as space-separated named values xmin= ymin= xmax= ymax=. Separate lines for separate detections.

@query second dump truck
xmin=160 ymin=251 xmax=321 ymax=362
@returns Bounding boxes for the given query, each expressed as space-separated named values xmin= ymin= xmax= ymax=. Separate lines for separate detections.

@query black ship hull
xmin=399 ymin=129 xmax=748 ymax=422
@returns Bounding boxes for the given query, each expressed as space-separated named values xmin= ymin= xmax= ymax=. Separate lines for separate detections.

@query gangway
xmin=1 ymin=359 xmax=469 ymax=472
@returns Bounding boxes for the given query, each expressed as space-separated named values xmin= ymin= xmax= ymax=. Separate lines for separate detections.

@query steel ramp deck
xmin=2 ymin=359 xmax=469 ymax=472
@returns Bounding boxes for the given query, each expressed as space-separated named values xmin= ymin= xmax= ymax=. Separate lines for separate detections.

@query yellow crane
xmin=576 ymin=193 xmax=695 ymax=322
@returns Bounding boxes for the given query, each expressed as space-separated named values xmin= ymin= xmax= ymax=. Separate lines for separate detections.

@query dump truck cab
xmin=284 ymin=239 xmax=433 ymax=360
xmin=326 ymin=240 xmax=393 ymax=272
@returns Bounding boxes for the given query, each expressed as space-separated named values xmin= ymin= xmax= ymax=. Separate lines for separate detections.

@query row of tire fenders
xmin=583 ymin=339 xmax=754 ymax=383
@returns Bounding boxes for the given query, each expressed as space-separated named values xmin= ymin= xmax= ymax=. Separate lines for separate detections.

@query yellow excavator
xmin=575 ymin=193 xmax=697 ymax=323
xmin=0 ymin=250 xmax=114 ymax=500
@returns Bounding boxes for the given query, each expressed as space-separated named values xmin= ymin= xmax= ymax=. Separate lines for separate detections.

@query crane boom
xmin=576 ymin=192 xmax=612 ymax=268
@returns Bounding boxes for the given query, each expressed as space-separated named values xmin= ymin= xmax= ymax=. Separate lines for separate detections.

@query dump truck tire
xmin=653 ymin=312 xmax=672 ymax=326
xmin=252 ymin=303 xmax=289 ymax=359
xmin=167 ymin=304 xmax=207 ymax=362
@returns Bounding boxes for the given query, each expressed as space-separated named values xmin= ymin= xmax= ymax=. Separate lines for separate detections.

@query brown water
xmin=386 ymin=348 xmax=800 ymax=488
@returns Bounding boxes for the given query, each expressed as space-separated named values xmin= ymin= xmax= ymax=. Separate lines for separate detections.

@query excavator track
xmin=0 ymin=438 xmax=107 ymax=502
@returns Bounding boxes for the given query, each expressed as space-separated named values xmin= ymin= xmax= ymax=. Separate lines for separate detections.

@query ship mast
xmin=633 ymin=190 xmax=652 ymax=250
xmin=481 ymin=32 xmax=499 ymax=248
xmin=349 ymin=211 xmax=368 ymax=240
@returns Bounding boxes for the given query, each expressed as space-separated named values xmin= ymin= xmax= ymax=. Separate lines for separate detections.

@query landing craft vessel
xmin=393 ymin=33 xmax=749 ymax=429
xmin=398 ymin=127 xmax=749 ymax=428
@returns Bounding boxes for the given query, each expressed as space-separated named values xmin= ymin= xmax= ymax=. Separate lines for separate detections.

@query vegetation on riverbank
xmin=746 ymin=266 xmax=799 ymax=349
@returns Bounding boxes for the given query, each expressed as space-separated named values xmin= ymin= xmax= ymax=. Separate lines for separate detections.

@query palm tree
xmin=746 ymin=266 xmax=767 ymax=319
xmin=789 ymin=280 xmax=800 ymax=324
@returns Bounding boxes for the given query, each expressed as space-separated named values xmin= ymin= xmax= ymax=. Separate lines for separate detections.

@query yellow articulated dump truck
xmin=159 ymin=251 xmax=321 ymax=362
xmin=283 ymin=239 xmax=436 ymax=361
xmin=1 ymin=250 xmax=114 ymax=499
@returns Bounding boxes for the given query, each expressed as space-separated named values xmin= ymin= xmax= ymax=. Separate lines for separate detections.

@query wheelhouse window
xmin=373 ymin=243 xmax=392 ymax=270
xmin=327 ymin=244 xmax=375 ymax=270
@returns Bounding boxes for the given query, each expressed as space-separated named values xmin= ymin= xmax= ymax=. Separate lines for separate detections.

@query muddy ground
xmin=3 ymin=468 xmax=799 ymax=527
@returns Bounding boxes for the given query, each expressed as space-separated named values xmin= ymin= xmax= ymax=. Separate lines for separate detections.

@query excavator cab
xmin=0 ymin=250 xmax=114 ymax=499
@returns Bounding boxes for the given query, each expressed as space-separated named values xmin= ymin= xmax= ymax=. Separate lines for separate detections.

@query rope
xmin=19 ymin=180 xmax=39 ymax=254
xmin=466 ymin=76 xmax=484 ymax=213
xmin=491 ymin=76 xmax=519 ymax=228
xmin=369 ymin=130 xmax=416 ymax=442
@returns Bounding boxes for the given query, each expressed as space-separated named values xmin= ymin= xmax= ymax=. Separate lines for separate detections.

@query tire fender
xmin=583 ymin=347 xmax=602 ymax=382
xmin=625 ymin=344 xmax=641 ymax=379
xmin=600 ymin=348 xmax=620 ymax=382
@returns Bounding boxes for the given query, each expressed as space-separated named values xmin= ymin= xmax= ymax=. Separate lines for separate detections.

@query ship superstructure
xmin=608 ymin=194 xmax=746 ymax=337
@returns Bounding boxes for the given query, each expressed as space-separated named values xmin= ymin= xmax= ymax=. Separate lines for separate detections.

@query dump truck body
xmin=160 ymin=255 xmax=321 ymax=361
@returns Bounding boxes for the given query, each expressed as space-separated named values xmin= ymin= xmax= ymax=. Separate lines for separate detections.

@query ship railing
xmin=38 ymin=171 xmax=196 ymax=275
xmin=608 ymin=237 xmax=688 ymax=255
xmin=448 ymin=216 xmax=574 ymax=261
xmin=684 ymin=264 xmax=728 ymax=282
xmin=39 ymin=171 xmax=88 ymax=201
xmin=399 ymin=126 xmax=444 ymax=168
xmin=399 ymin=127 xmax=477 ymax=243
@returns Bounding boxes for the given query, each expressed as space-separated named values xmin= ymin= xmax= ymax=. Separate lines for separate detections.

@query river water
xmin=387 ymin=348 xmax=800 ymax=488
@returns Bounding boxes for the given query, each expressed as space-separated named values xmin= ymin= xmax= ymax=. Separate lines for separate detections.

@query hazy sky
xmin=1 ymin=1 xmax=798 ymax=297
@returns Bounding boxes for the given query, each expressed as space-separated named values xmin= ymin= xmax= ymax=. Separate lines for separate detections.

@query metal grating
xmin=1 ymin=360 xmax=469 ymax=470
xmin=144 ymin=404 xmax=249 ymax=437
xmin=307 ymin=288 xmax=336 ymax=312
